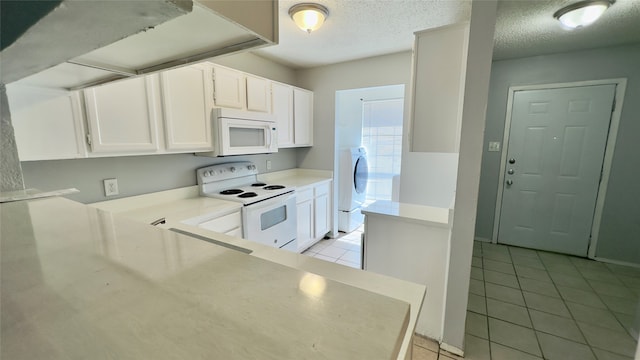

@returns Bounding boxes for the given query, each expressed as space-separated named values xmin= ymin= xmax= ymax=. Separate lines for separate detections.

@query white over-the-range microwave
xmin=199 ymin=108 xmax=278 ymax=157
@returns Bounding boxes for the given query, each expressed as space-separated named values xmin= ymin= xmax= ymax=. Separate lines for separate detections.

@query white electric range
xmin=197 ymin=162 xmax=297 ymax=252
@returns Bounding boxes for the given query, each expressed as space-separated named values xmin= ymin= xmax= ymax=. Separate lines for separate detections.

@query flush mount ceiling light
xmin=289 ymin=3 xmax=329 ymax=34
xmin=553 ymin=0 xmax=612 ymax=29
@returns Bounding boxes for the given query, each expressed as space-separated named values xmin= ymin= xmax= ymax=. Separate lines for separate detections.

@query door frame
xmin=491 ymin=79 xmax=627 ymax=258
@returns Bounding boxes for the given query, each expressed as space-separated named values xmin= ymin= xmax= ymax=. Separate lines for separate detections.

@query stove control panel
xmin=197 ymin=161 xmax=259 ymax=184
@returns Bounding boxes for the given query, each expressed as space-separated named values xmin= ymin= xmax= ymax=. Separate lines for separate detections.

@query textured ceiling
xmin=494 ymin=0 xmax=640 ymax=60
xmin=254 ymin=0 xmax=640 ymax=69
xmin=255 ymin=0 xmax=471 ymax=68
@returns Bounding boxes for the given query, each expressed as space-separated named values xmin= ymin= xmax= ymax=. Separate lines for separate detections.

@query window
xmin=361 ymin=99 xmax=403 ymax=201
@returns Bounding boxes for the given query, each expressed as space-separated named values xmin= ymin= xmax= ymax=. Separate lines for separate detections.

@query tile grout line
xmin=509 ymin=247 xmax=545 ymax=359
xmin=536 ymin=249 xmax=637 ymax=359
xmin=568 ymin=259 xmax=639 ymax=355
xmin=474 ymin=242 xmax=639 ymax=359
xmin=481 ymin=250 xmax=493 ymax=360
xmin=541 ymin=252 xmax=605 ymax=360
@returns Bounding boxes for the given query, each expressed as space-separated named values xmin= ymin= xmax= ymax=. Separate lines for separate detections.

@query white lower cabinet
xmin=313 ymin=182 xmax=330 ymax=239
xmin=296 ymin=181 xmax=332 ymax=252
xmin=7 ymin=85 xmax=87 ymax=161
xmin=296 ymin=188 xmax=314 ymax=251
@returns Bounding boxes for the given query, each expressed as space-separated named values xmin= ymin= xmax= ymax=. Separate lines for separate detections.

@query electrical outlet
xmin=266 ymin=160 xmax=272 ymax=170
xmin=488 ymin=141 xmax=501 ymax=152
xmin=104 ymin=178 xmax=119 ymax=196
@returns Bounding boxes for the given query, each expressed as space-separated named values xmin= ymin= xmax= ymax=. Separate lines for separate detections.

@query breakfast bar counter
xmin=1 ymin=196 xmax=413 ymax=359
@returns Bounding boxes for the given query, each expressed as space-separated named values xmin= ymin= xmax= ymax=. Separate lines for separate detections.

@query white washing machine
xmin=338 ymin=147 xmax=368 ymax=232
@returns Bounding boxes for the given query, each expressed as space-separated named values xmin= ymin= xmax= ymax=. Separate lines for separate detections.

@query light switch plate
xmin=104 ymin=178 xmax=119 ymax=196
xmin=488 ymin=141 xmax=501 ymax=152
xmin=266 ymin=160 xmax=272 ymax=170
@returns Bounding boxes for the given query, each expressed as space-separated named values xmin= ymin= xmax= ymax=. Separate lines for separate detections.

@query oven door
xmin=215 ymin=117 xmax=277 ymax=156
xmin=242 ymin=193 xmax=297 ymax=252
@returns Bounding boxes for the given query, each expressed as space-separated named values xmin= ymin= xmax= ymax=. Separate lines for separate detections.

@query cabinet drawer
xmin=198 ymin=211 xmax=241 ymax=233
xmin=297 ymin=187 xmax=313 ymax=203
xmin=314 ymin=182 xmax=330 ymax=197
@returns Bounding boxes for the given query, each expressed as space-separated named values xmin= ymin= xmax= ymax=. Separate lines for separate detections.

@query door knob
xmin=508 ymin=169 xmax=515 ymax=175
xmin=509 ymin=158 xmax=516 ymax=164
xmin=506 ymin=179 xmax=513 ymax=186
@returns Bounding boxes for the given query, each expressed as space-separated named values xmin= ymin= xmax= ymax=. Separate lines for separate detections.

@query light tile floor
xmin=302 ymin=225 xmax=364 ymax=269
xmin=306 ymin=235 xmax=640 ymax=359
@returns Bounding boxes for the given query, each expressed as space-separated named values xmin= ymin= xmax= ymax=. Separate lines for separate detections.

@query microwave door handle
xmin=266 ymin=124 xmax=273 ymax=148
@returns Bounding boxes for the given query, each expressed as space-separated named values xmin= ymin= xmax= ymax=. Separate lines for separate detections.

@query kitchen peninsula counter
xmin=361 ymin=200 xmax=453 ymax=341
xmin=1 ymin=196 xmax=413 ymax=359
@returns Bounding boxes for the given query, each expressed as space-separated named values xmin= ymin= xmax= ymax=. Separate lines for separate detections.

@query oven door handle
xmin=247 ymin=192 xmax=295 ymax=211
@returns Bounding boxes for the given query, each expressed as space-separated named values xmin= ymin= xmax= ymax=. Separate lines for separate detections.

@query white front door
xmin=498 ymin=84 xmax=616 ymax=256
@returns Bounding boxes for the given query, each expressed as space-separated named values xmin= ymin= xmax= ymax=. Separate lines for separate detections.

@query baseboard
xmin=439 ymin=342 xmax=464 ymax=357
xmin=593 ymin=256 xmax=640 ymax=269
xmin=474 ymin=237 xmax=491 ymax=243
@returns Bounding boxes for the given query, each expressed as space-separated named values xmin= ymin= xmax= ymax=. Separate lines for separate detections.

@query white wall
xmin=296 ymin=52 xmax=413 ymax=235
xmin=21 ymin=150 xmax=297 ymax=204
xmin=399 ymin=153 xmax=459 ymax=208
xmin=441 ymin=1 xmax=497 ymax=353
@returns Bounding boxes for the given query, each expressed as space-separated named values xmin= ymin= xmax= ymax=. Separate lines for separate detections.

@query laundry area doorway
xmin=335 ymin=84 xmax=404 ymax=233
xmin=302 ymin=84 xmax=404 ymax=269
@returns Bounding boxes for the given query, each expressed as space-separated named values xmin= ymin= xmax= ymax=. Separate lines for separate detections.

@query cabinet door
xmin=160 ymin=65 xmax=213 ymax=151
xmin=84 ymin=76 xmax=159 ymax=153
xmin=246 ymin=75 xmax=271 ymax=113
xmin=7 ymin=85 xmax=86 ymax=161
xmin=314 ymin=193 xmax=330 ymax=240
xmin=296 ymin=199 xmax=314 ymax=252
xmin=213 ymin=66 xmax=245 ymax=109
xmin=271 ymin=82 xmax=294 ymax=147
xmin=293 ymin=87 xmax=313 ymax=146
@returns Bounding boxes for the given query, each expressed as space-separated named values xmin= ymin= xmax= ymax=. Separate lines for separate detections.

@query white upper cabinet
xmin=246 ymin=75 xmax=271 ymax=113
xmin=212 ymin=66 xmax=245 ymax=109
xmin=409 ymin=23 xmax=469 ymax=153
xmin=160 ymin=64 xmax=213 ymax=151
xmin=7 ymin=85 xmax=87 ymax=161
xmin=272 ymin=83 xmax=314 ymax=148
xmin=212 ymin=65 xmax=272 ymax=113
xmin=271 ymin=82 xmax=294 ymax=147
xmin=293 ymin=87 xmax=313 ymax=147
xmin=84 ymin=76 xmax=160 ymax=154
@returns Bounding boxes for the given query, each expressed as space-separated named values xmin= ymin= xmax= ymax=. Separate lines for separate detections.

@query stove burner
xmin=251 ymin=182 xmax=267 ymax=187
xmin=220 ymin=189 xmax=243 ymax=195
xmin=238 ymin=192 xmax=258 ymax=198
xmin=263 ymin=185 xmax=285 ymax=190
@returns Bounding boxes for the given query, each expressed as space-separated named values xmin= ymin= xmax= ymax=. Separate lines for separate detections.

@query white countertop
xmin=362 ymin=200 xmax=453 ymax=227
xmin=2 ymin=196 xmax=411 ymax=359
xmin=87 ymin=170 xmax=425 ymax=359
xmin=258 ymin=168 xmax=333 ymax=189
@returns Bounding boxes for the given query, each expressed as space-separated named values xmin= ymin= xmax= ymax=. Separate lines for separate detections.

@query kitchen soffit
xmin=6 ymin=1 xmax=277 ymax=90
